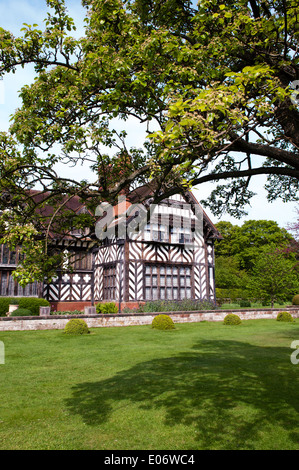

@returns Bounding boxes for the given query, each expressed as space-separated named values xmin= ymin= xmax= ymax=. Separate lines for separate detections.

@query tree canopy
xmin=214 ymin=219 xmax=299 ymax=304
xmin=249 ymin=243 xmax=299 ymax=306
xmin=1 ymin=0 xmax=299 ymax=281
xmin=215 ymin=219 xmax=294 ymax=269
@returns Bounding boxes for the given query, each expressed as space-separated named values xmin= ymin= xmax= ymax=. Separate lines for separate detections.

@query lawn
xmin=0 ymin=319 xmax=299 ymax=450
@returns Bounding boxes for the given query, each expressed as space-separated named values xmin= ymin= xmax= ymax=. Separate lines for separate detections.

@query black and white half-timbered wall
xmin=0 ymin=187 xmax=221 ymax=310
xmin=92 ymin=189 xmax=221 ymax=309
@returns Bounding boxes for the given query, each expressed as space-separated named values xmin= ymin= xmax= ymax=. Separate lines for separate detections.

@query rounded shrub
xmin=10 ymin=308 xmax=33 ymax=317
xmin=223 ymin=313 xmax=242 ymax=325
xmin=96 ymin=302 xmax=118 ymax=314
xmin=276 ymin=311 xmax=294 ymax=322
xmin=64 ymin=319 xmax=90 ymax=335
xmin=292 ymin=294 xmax=299 ymax=305
xmin=151 ymin=314 xmax=175 ymax=330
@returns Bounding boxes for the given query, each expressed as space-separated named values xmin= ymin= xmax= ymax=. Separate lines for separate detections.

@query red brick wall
xmin=50 ymin=301 xmax=92 ymax=312
xmin=50 ymin=301 xmax=145 ymax=312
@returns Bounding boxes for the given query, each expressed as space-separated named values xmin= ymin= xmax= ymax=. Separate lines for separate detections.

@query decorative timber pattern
xmin=0 ymin=189 xmax=218 ymax=305
xmin=44 ymin=272 xmax=93 ymax=302
xmin=124 ymin=230 xmax=210 ymax=301
xmin=40 ymin=190 xmax=219 ymax=305
xmin=128 ymin=261 xmax=143 ymax=301
xmin=129 ymin=241 xmax=196 ymax=264
xmin=93 ymin=242 xmax=124 ymax=302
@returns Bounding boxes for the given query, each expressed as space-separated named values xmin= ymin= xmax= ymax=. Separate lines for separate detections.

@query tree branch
xmin=191 ymin=166 xmax=299 ymax=186
xmin=229 ymin=132 xmax=299 ymax=170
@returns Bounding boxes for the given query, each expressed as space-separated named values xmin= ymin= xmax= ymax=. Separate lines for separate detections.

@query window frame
xmin=102 ymin=263 xmax=117 ymax=301
xmin=144 ymin=264 xmax=193 ymax=302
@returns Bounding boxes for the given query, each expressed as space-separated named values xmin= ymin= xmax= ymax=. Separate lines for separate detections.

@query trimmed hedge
xmin=216 ymin=288 xmax=250 ymax=303
xmin=239 ymin=300 xmax=251 ymax=308
xmin=292 ymin=295 xmax=299 ymax=305
xmin=18 ymin=298 xmax=49 ymax=316
xmin=223 ymin=314 xmax=242 ymax=325
xmin=276 ymin=311 xmax=294 ymax=322
xmin=0 ymin=298 xmax=18 ymax=316
xmin=0 ymin=297 xmax=49 ymax=316
xmin=64 ymin=319 xmax=90 ymax=335
xmin=10 ymin=308 xmax=33 ymax=317
xmin=152 ymin=314 xmax=175 ymax=330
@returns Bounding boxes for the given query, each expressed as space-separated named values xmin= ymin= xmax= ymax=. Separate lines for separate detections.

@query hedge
xmin=216 ymin=288 xmax=250 ymax=303
xmin=10 ymin=308 xmax=33 ymax=317
xmin=0 ymin=297 xmax=50 ymax=316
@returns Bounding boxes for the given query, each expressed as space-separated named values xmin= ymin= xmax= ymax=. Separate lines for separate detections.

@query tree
xmin=0 ymin=0 xmax=299 ymax=283
xmin=214 ymin=219 xmax=297 ymax=303
xmin=215 ymin=219 xmax=293 ymax=270
xmin=215 ymin=255 xmax=250 ymax=302
xmin=215 ymin=256 xmax=248 ymax=289
xmin=249 ymin=244 xmax=299 ymax=306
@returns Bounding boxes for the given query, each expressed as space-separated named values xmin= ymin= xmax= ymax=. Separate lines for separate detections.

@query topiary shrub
xmin=276 ymin=311 xmax=294 ymax=322
xmin=96 ymin=302 xmax=118 ymax=314
xmin=223 ymin=313 xmax=242 ymax=325
xmin=10 ymin=307 xmax=33 ymax=317
xmin=64 ymin=319 xmax=90 ymax=335
xmin=292 ymin=294 xmax=299 ymax=305
xmin=151 ymin=314 xmax=175 ymax=330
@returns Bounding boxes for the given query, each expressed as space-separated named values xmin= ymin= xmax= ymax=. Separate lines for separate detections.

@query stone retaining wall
xmin=0 ymin=307 xmax=298 ymax=331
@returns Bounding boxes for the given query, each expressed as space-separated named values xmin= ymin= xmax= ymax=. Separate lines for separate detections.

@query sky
xmin=0 ymin=0 xmax=298 ymax=232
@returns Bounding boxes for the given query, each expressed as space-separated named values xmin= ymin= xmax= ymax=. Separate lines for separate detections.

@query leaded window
xmin=0 ymin=244 xmax=18 ymax=265
xmin=0 ymin=271 xmax=38 ymax=297
xmin=103 ymin=264 xmax=117 ymax=300
xmin=144 ymin=265 xmax=192 ymax=301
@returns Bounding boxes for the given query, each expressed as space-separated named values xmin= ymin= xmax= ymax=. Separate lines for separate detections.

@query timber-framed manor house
xmin=0 ymin=185 xmax=221 ymax=311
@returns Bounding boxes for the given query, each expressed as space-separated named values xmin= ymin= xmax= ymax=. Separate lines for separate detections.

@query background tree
xmin=214 ymin=219 xmax=297 ymax=303
xmin=248 ymin=244 xmax=299 ymax=306
xmin=0 ymin=0 xmax=299 ymax=283
xmin=215 ymin=255 xmax=251 ymax=301
xmin=215 ymin=219 xmax=293 ymax=269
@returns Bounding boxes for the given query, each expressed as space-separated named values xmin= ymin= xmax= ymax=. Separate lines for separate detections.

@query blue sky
xmin=0 ymin=0 xmax=298 ymax=230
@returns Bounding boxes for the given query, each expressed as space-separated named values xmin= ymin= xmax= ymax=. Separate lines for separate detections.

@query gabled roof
xmin=26 ymin=190 xmax=94 ymax=241
xmin=112 ymin=184 xmax=222 ymax=240
xmin=6 ymin=185 xmax=221 ymax=241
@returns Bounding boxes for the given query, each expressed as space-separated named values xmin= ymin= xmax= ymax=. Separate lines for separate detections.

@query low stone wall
xmin=0 ymin=307 xmax=298 ymax=332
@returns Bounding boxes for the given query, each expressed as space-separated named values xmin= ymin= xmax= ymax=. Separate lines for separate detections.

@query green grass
xmin=0 ymin=319 xmax=299 ymax=450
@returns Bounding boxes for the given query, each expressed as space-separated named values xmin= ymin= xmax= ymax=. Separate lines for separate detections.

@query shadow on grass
xmin=65 ymin=340 xmax=299 ymax=449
